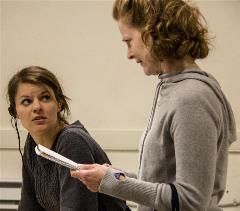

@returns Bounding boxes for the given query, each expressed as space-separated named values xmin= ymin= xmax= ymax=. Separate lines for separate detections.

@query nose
xmin=127 ymin=49 xmax=134 ymax=60
xmin=33 ymin=100 xmax=42 ymax=113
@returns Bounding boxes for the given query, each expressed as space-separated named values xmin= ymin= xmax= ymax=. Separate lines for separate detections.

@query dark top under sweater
xmin=18 ymin=120 xmax=129 ymax=211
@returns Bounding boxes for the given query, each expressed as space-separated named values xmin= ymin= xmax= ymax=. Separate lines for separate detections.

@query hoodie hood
xmin=159 ymin=68 xmax=237 ymax=145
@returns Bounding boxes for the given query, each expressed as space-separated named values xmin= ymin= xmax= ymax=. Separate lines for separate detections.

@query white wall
xmin=0 ymin=0 xmax=240 ymax=210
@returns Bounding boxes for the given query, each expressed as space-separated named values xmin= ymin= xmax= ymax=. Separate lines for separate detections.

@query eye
xmin=42 ymin=95 xmax=51 ymax=102
xmin=21 ymin=99 xmax=32 ymax=106
xmin=126 ymin=40 xmax=131 ymax=48
xmin=123 ymin=39 xmax=131 ymax=48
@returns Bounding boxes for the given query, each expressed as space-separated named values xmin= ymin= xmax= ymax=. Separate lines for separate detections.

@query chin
xmin=32 ymin=126 xmax=48 ymax=133
xmin=143 ymin=70 xmax=153 ymax=76
xmin=143 ymin=68 xmax=151 ymax=75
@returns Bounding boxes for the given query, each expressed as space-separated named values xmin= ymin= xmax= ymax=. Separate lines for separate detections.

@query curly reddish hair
xmin=113 ymin=0 xmax=211 ymax=60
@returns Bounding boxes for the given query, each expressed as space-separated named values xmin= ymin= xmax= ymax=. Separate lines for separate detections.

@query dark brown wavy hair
xmin=7 ymin=66 xmax=70 ymax=124
xmin=113 ymin=0 xmax=211 ymax=60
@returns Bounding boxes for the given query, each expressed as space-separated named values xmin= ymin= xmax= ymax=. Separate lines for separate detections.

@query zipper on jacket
xmin=138 ymin=80 xmax=164 ymax=172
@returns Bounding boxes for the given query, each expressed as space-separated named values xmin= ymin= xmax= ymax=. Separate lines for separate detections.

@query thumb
xmin=70 ymin=165 xmax=96 ymax=179
xmin=70 ymin=169 xmax=88 ymax=179
xmin=79 ymin=164 xmax=97 ymax=170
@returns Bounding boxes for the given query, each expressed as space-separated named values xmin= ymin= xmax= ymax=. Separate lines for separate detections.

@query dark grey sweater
xmin=99 ymin=69 xmax=237 ymax=211
xmin=18 ymin=121 xmax=129 ymax=211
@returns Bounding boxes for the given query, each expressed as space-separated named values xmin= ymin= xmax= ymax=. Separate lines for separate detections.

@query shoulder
xmin=162 ymin=78 xmax=224 ymax=127
xmin=56 ymin=121 xmax=91 ymax=147
xmin=55 ymin=120 xmax=106 ymax=158
xmin=53 ymin=121 xmax=94 ymax=163
xmin=55 ymin=121 xmax=108 ymax=164
xmin=167 ymin=78 xmax=220 ymax=108
xmin=60 ymin=120 xmax=90 ymax=140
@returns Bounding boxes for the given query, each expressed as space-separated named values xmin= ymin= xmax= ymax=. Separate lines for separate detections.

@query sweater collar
xmin=158 ymin=67 xmax=204 ymax=81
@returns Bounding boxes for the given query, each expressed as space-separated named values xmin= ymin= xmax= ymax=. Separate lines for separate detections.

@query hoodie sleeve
xmin=56 ymin=131 xmax=99 ymax=211
xmin=168 ymin=87 xmax=220 ymax=210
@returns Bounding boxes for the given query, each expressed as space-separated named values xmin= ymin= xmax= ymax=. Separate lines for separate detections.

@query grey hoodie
xmin=99 ymin=69 xmax=237 ymax=211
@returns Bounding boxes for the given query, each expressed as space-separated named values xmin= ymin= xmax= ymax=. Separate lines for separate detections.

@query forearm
xmin=99 ymin=165 xmax=215 ymax=211
xmin=99 ymin=168 xmax=171 ymax=210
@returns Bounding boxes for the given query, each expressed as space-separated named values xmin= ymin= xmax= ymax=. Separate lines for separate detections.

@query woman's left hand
xmin=70 ymin=163 xmax=110 ymax=192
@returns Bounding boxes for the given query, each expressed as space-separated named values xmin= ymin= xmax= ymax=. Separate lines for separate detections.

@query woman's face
xmin=118 ymin=20 xmax=162 ymax=75
xmin=15 ymin=83 xmax=61 ymax=136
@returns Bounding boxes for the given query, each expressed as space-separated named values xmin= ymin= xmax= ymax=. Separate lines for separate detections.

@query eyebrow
xmin=18 ymin=90 xmax=50 ymax=99
xmin=122 ymin=38 xmax=130 ymax=42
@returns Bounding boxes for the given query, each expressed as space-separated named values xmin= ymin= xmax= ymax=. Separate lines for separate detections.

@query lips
xmin=32 ymin=116 xmax=46 ymax=121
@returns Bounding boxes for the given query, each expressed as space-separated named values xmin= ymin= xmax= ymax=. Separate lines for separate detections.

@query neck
xmin=161 ymin=56 xmax=199 ymax=73
xmin=31 ymin=122 xmax=64 ymax=149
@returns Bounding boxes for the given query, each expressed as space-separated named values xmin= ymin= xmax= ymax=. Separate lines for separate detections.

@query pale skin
xmin=70 ymin=19 xmax=199 ymax=192
xmin=15 ymin=83 xmax=63 ymax=149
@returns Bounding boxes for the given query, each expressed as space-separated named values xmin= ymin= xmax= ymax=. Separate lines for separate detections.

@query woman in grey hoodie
xmin=71 ymin=0 xmax=237 ymax=210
